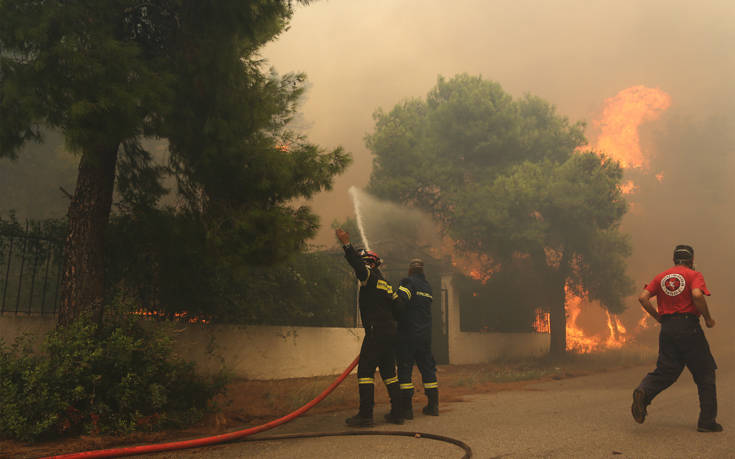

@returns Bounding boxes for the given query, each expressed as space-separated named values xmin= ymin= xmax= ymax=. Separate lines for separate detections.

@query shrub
xmin=0 ymin=313 xmax=226 ymax=442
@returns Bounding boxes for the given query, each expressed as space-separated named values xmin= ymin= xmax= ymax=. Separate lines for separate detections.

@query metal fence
xmin=0 ymin=222 xmax=64 ymax=315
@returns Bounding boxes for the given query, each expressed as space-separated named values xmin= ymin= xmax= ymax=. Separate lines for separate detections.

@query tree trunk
xmin=549 ymin=273 xmax=567 ymax=357
xmin=57 ymin=144 xmax=119 ymax=327
xmin=549 ymin=251 xmax=569 ymax=357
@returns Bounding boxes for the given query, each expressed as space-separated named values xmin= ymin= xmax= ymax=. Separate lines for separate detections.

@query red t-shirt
xmin=644 ymin=265 xmax=711 ymax=315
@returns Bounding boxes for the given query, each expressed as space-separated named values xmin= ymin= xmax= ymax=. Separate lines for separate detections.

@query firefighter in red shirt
xmin=631 ymin=245 xmax=722 ymax=432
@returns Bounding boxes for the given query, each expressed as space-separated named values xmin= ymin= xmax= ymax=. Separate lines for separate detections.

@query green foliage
xmin=105 ymin=210 xmax=355 ymax=325
xmin=223 ymin=249 xmax=356 ymax=326
xmin=1 ymin=1 xmax=351 ymax=321
xmin=0 ymin=312 xmax=225 ymax=442
xmin=366 ymin=74 xmax=632 ymax=325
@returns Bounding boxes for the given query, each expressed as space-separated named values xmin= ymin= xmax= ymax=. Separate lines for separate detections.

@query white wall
xmin=1 ymin=276 xmax=551 ymax=380
xmin=174 ymin=324 xmax=363 ymax=379
xmin=442 ymin=275 xmax=550 ymax=364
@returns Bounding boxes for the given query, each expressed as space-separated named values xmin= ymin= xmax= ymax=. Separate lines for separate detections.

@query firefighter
xmin=393 ymin=257 xmax=439 ymax=419
xmin=631 ymin=244 xmax=722 ymax=432
xmin=336 ymin=228 xmax=403 ymax=426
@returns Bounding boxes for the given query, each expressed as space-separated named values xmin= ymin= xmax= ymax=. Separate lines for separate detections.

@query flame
xmin=619 ymin=180 xmax=638 ymax=195
xmin=133 ymin=309 xmax=209 ymax=324
xmin=564 ymin=285 xmax=630 ymax=353
xmin=434 ymin=236 xmax=498 ymax=284
xmin=533 ymin=308 xmax=550 ymax=333
xmin=637 ymin=311 xmax=652 ymax=329
xmin=604 ymin=311 xmax=627 ymax=348
xmin=592 ymin=85 xmax=671 ymax=171
xmin=565 ymin=286 xmax=600 ymax=353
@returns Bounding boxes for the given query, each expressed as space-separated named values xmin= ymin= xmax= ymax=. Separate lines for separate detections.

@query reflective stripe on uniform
xmin=377 ymin=280 xmax=393 ymax=294
xmin=392 ymin=292 xmax=398 ymax=300
xmin=383 ymin=376 xmax=398 ymax=385
xmin=423 ymin=381 xmax=438 ymax=389
xmin=416 ymin=291 xmax=432 ymax=299
xmin=399 ymin=383 xmax=414 ymax=390
xmin=358 ymin=377 xmax=375 ymax=385
xmin=398 ymin=286 xmax=412 ymax=300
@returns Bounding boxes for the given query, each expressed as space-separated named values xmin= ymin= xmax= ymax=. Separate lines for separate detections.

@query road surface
xmin=149 ymin=358 xmax=733 ymax=458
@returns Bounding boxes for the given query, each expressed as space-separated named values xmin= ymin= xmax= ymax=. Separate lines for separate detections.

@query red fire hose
xmin=46 ymin=355 xmax=360 ymax=458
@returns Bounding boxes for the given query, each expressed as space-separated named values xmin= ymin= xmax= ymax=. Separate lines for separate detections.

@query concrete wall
xmin=174 ymin=324 xmax=364 ymax=380
xmin=0 ymin=314 xmax=56 ymax=346
xmin=442 ymin=274 xmax=550 ymax=364
xmin=0 ymin=315 xmax=363 ymax=380
xmin=1 ymin=275 xmax=550 ymax=379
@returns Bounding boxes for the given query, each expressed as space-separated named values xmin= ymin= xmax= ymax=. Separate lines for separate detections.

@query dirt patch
xmin=0 ymin=350 xmax=653 ymax=458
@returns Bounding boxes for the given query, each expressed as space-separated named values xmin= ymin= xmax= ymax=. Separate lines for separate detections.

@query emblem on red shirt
xmin=661 ymin=273 xmax=685 ymax=296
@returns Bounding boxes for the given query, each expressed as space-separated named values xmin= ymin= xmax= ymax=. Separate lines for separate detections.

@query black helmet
xmin=358 ymin=249 xmax=381 ymax=268
xmin=673 ymin=244 xmax=694 ymax=264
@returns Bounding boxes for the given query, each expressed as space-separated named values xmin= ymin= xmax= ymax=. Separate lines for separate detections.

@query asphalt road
xmin=149 ymin=357 xmax=733 ymax=458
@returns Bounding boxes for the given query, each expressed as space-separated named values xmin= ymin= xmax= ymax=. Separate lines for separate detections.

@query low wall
xmin=2 ymin=276 xmax=552 ymax=380
xmin=174 ymin=324 xmax=364 ymax=380
xmin=0 ymin=314 xmax=363 ymax=380
xmin=0 ymin=314 xmax=56 ymax=345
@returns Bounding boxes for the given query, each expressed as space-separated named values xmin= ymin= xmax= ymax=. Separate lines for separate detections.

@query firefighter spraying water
xmin=336 ymin=227 xmax=403 ymax=426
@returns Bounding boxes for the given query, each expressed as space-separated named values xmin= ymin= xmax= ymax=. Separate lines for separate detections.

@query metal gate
xmin=0 ymin=222 xmax=64 ymax=315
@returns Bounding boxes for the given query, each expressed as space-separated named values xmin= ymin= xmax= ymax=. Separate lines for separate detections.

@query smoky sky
xmin=263 ymin=0 xmax=734 ymax=243
xmin=263 ymin=0 xmax=735 ymax=347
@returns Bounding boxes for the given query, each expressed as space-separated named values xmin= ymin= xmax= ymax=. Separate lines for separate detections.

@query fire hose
xmin=45 ymin=355 xmax=472 ymax=459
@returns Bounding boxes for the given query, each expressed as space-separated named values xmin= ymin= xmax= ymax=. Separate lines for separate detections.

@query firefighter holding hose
xmin=392 ymin=258 xmax=439 ymax=420
xmin=336 ymin=228 xmax=404 ymax=426
xmin=631 ymin=244 xmax=722 ymax=432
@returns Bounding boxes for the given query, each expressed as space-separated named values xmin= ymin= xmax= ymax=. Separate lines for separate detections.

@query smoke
xmin=344 ymin=187 xmax=442 ymax=271
xmin=263 ymin=1 xmax=734 ymax=350
xmin=622 ymin=110 xmax=735 ymax=351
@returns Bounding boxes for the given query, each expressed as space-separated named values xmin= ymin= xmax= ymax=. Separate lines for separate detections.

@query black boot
xmin=631 ymin=388 xmax=647 ymax=424
xmin=401 ymin=388 xmax=414 ymax=420
xmin=697 ymin=421 xmax=723 ymax=432
xmin=384 ymin=382 xmax=404 ymax=425
xmin=346 ymin=383 xmax=374 ymax=427
xmin=422 ymin=387 xmax=439 ymax=416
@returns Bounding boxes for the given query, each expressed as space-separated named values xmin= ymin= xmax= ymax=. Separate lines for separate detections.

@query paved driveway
xmin=150 ymin=358 xmax=733 ymax=458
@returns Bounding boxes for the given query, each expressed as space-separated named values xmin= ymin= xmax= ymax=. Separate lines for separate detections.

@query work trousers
xmin=637 ymin=315 xmax=718 ymax=424
xmin=397 ymin=332 xmax=437 ymax=389
xmin=356 ymin=328 xmax=398 ymax=416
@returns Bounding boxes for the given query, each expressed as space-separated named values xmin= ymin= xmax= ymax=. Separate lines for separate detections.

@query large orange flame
xmin=592 ymin=85 xmax=671 ymax=171
xmin=565 ymin=286 xmax=600 ymax=353
xmin=556 ymin=85 xmax=672 ymax=353
xmin=563 ymin=285 xmax=631 ymax=353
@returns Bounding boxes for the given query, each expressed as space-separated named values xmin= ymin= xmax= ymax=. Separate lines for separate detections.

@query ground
xmin=0 ymin=348 xmax=655 ymax=458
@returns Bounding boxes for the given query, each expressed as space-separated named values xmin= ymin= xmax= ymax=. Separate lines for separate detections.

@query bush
xmin=0 ymin=314 xmax=226 ymax=442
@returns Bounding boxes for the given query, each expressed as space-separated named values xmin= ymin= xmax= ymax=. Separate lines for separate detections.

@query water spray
xmin=348 ymin=186 xmax=371 ymax=251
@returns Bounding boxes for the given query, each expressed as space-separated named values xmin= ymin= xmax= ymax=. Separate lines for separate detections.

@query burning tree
xmin=0 ymin=1 xmax=349 ymax=326
xmin=367 ymin=74 xmax=633 ymax=356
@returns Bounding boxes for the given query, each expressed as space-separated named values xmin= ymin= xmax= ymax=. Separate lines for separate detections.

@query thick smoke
xmin=264 ymin=2 xmax=735 ymax=352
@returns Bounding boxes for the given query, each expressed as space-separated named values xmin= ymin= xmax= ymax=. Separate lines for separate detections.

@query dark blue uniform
xmin=342 ymin=244 xmax=401 ymax=425
xmin=393 ymin=272 xmax=438 ymax=417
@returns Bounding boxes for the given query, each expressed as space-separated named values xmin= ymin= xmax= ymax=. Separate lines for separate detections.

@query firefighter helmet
xmin=358 ymin=249 xmax=382 ymax=268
